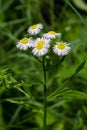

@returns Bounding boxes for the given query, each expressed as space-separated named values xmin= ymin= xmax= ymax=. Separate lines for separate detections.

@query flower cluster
xmin=16 ymin=23 xmax=71 ymax=56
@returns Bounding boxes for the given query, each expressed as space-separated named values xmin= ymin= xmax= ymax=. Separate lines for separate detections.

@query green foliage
xmin=0 ymin=0 xmax=87 ymax=130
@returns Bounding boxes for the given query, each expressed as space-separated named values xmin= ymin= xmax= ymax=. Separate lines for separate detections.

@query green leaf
xmin=72 ymin=0 xmax=87 ymax=12
xmin=69 ymin=59 xmax=86 ymax=79
xmin=75 ymin=59 xmax=86 ymax=74
xmin=6 ymin=99 xmax=25 ymax=105
xmin=48 ymin=90 xmax=87 ymax=101
xmin=8 ymin=105 xmax=23 ymax=128
xmin=63 ymin=90 xmax=87 ymax=100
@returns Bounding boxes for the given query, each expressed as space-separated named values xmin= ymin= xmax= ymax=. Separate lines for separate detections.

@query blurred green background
xmin=0 ymin=0 xmax=87 ymax=130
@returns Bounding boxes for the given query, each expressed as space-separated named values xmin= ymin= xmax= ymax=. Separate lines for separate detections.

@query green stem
xmin=42 ymin=56 xmax=47 ymax=130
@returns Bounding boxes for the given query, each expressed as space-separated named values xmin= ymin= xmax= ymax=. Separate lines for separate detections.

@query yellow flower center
xmin=31 ymin=24 xmax=38 ymax=30
xmin=20 ymin=38 xmax=29 ymax=44
xmin=57 ymin=42 xmax=66 ymax=49
xmin=36 ymin=40 xmax=45 ymax=50
xmin=48 ymin=31 xmax=56 ymax=35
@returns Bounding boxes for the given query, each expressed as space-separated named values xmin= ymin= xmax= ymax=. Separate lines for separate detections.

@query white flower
xmin=16 ymin=37 xmax=33 ymax=50
xmin=43 ymin=31 xmax=61 ymax=39
xmin=53 ymin=41 xmax=71 ymax=56
xmin=27 ymin=23 xmax=43 ymax=35
xmin=32 ymin=38 xmax=50 ymax=56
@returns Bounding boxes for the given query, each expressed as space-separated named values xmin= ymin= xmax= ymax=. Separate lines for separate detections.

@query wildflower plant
xmin=16 ymin=23 xmax=71 ymax=130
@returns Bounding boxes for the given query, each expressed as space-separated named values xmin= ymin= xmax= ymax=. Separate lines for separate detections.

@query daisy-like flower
xmin=53 ymin=41 xmax=71 ymax=56
xmin=32 ymin=38 xmax=50 ymax=56
xmin=16 ymin=37 xmax=33 ymax=50
xmin=27 ymin=23 xmax=43 ymax=35
xmin=43 ymin=31 xmax=61 ymax=39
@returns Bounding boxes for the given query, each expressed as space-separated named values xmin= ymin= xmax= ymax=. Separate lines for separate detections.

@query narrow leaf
xmin=48 ymin=90 xmax=87 ymax=101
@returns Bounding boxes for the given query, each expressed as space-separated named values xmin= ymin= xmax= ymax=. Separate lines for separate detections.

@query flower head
xmin=53 ymin=41 xmax=71 ymax=56
xmin=27 ymin=23 xmax=43 ymax=35
xmin=32 ymin=38 xmax=50 ymax=56
xmin=43 ymin=31 xmax=61 ymax=39
xmin=16 ymin=37 xmax=33 ymax=50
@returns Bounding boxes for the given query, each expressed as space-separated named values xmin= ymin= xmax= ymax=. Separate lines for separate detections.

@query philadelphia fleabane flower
xmin=43 ymin=31 xmax=61 ymax=39
xmin=27 ymin=23 xmax=43 ymax=35
xmin=16 ymin=37 xmax=33 ymax=50
xmin=53 ymin=41 xmax=71 ymax=56
xmin=32 ymin=38 xmax=50 ymax=56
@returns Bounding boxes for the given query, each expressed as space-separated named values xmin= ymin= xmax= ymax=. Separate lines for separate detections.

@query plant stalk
xmin=42 ymin=56 xmax=47 ymax=130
